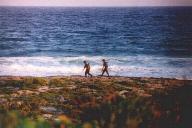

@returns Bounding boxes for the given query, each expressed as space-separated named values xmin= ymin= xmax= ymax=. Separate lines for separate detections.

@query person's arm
xmin=101 ymin=65 xmax=104 ymax=71
xmin=83 ymin=65 xmax=86 ymax=71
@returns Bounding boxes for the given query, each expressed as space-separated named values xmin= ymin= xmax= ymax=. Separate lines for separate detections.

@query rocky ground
xmin=0 ymin=76 xmax=192 ymax=128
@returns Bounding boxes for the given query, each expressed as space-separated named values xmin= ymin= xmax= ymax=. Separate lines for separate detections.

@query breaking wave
xmin=0 ymin=56 xmax=191 ymax=80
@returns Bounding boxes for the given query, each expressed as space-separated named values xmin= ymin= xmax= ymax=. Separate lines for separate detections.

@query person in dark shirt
xmin=101 ymin=59 xmax=109 ymax=77
xmin=83 ymin=61 xmax=92 ymax=77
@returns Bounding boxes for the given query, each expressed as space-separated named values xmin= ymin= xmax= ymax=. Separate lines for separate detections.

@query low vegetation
xmin=0 ymin=76 xmax=191 ymax=128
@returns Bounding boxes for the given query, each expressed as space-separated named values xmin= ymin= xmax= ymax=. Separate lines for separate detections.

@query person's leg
xmin=87 ymin=70 xmax=92 ymax=77
xmin=102 ymin=69 xmax=107 ymax=76
xmin=101 ymin=69 xmax=105 ymax=76
xmin=106 ymin=69 xmax=109 ymax=77
xmin=85 ymin=70 xmax=88 ymax=77
xmin=86 ymin=69 xmax=91 ymax=76
xmin=88 ymin=72 xmax=92 ymax=77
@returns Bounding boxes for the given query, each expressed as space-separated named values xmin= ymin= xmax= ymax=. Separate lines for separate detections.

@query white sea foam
xmin=0 ymin=56 xmax=191 ymax=80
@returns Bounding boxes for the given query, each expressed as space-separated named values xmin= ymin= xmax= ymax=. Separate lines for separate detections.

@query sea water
xmin=0 ymin=7 xmax=192 ymax=79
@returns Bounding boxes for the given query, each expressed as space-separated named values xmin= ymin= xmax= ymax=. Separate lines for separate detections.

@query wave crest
xmin=0 ymin=56 xmax=191 ymax=79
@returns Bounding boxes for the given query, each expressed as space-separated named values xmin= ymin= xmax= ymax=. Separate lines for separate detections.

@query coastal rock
xmin=40 ymin=106 xmax=57 ymax=113
xmin=17 ymin=90 xmax=39 ymax=95
xmin=138 ymin=93 xmax=152 ymax=97
xmin=42 ymin=114 xmax=53 ymax=119
xmin=0 ymin=98 xmax=7 ymax=104
xmin=11 ymin=93 xmax=18 ymax=97
xmin=66 ymin=85 xmax=77 ymax=90
xmin=51 ymin=87 xmax=63 ymax=90
xmin=0 ymin=94 xmax=5 ymax=98
xmin=40 ymin=106 xmax=64 ymax=115
xmin=38 ymin=86 xmax=49 ymax=92
xmin=58 ymin=96 xmax=69 ymax=103
xmin=118 ymin=90 xmax=129 ymax=98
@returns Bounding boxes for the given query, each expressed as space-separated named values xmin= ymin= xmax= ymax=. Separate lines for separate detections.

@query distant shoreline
xmin=0 ymin=6 xmax=192 ymax=8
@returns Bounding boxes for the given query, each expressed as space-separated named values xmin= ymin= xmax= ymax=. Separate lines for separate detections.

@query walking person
xmin=83 ymin=61 xmax=93 ymax=77
xmin=101 ymin=59 xmax=109 ymax=77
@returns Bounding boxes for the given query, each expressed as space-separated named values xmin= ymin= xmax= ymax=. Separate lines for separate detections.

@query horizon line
xmin=0 ymin=5 xmax=192 ymax=7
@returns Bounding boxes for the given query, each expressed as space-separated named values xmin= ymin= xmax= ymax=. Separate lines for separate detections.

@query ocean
xmin=0 ymin=7 xmax=192 ymax=79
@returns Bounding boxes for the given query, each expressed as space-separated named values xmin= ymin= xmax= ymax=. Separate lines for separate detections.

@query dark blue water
xmin=0 ymin=7 xmax=192 ymax=78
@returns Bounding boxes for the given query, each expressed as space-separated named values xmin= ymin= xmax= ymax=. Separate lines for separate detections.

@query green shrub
xmin=21 ymin=78 xmax=48 ymax=89
xmin=49 ymin=78 xmax=69 ymax=87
